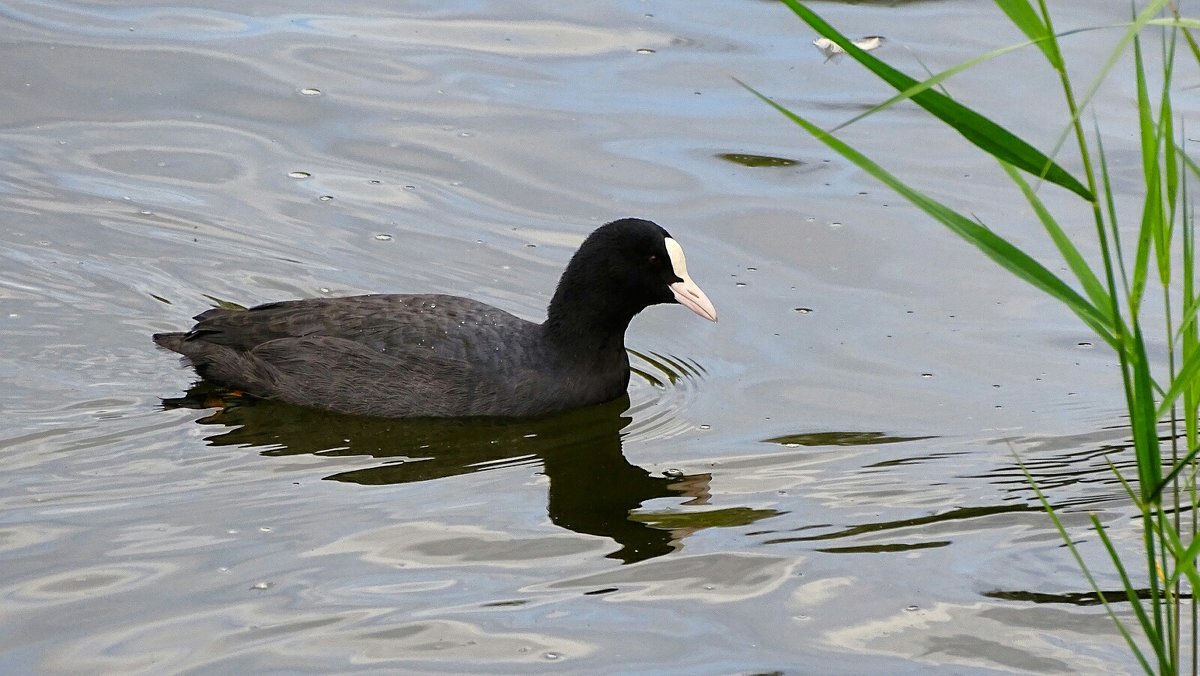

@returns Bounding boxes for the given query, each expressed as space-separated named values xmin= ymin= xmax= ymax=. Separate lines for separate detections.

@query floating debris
xmin=717 ymin=152 xmax=800 ymax=168
xmin=813 ymin=35 xmax=885 ymax=61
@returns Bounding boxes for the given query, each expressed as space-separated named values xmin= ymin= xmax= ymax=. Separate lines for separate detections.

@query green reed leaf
xmin=737 ymin=80 xmax=1114 ymax=348
xmin=778 ymin=0 xmax=1092 ymax=201
xmin=993 ymin=0 xmax=1063 ymax=67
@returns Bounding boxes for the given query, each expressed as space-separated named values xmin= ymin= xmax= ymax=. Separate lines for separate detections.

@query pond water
xmin=0 ymin=0 xmax=1172 ymax=673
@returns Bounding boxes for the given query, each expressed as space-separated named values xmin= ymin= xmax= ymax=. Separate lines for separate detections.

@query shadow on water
xmin=985 ymin=588 xmax=1194 ymax=607
xmin=163 ymin=384 xmax=777 ymax=564
xmin=764 ymin=431 xmax=938 ymax=447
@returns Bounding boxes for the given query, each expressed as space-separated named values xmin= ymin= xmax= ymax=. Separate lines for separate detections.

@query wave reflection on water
xmin=0 ymin=0 xmax=1157 ymax=671
xmin=746 ymin=420 xmax=1144 ymax=578
xmin=626 ymin=348 xmax=707 ymax=442
xmin=161 ymin=375 xmax=777 ymax=565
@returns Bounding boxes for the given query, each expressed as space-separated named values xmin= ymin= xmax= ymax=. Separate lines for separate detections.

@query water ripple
xmin=6 ymin=561 xmax=176 ymax=606
xmin=626 ymin=349 xmax=707 ymax=442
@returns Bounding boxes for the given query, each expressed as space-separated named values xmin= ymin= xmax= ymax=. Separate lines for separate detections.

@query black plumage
xmin=153 ymin=218 xmax=717 ymax=418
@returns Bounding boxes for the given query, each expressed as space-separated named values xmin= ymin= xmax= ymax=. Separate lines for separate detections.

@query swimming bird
xmin=153 ymin=218 xmax=717 ymax=418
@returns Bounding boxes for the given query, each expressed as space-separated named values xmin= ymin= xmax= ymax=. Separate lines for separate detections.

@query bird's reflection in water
xmin=165 ymin=385 xmax=772 ymax=564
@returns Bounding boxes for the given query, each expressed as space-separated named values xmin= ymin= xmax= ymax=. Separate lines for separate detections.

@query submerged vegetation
xmin=744 ymin=1 xmax=1200 ymax=672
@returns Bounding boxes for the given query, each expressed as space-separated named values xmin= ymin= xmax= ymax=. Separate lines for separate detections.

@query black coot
xmin=153 ymin=218 xmax=717 ymax=418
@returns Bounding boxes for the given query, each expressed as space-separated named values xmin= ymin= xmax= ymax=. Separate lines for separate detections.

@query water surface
xmin=0 ymin=0 xmax=1158 ymax=672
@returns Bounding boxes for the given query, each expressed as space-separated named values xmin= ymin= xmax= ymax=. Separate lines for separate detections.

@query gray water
xmin=1 ymin=0 xmax=1164 ymax=673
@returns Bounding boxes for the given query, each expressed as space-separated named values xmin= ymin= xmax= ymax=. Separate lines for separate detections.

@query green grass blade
xmin=831 ymin=37 xmax=1038 ymax=134
xmin=1106 ymin=455 xmax=1146 ymax=510
xmin=1177 ymin=145 xmax=1200 ymax=192
xmin=1149 ymin=17 xmax=1200 ymax=31
xmin=1149 ymin=442 xmax=1200 ymax=505
xmin=1015 ymin=450 xmax=1154 ymax=673
xmin=1157 ymin=352 xmax=1200 ymax=419
xmin=1164 ymin=521 xmax=1200 ymax=590
xmin=777 ymin=0 xmax=1092 ymax=201
xmin=1091 ymin=514 xmax=1168 ymax=675
xmin=1175 ymin=150 xmax=1200 ymax=344
xmin=1162 ymin=16 xmax=1200 ymax=69
xmin=737 ymin=80 xmax=1116 ymax=348
xmin=1131 ymin=28 xmax=1159 ymax=316
xmin=833 ymin=26 xmax=1119 ymax=136
xmin=1133 ymin=190 xmax=1160 ymax=315
xmin=1157 ymin=35 xmax=1179 ymax=289
xmin=759 ymin=1 xmax=1199 ymax=670
xmin=994 ymin=0 xmax=1063 ymax=67
xmin=1130 ymin=324 xmax=1164 ymax=503
xmin=1001 ymin=162 xmax=1112 ymax=315
xmin=1095 ymin=122 xmax=1132 ymax=302
xmin=1181 ymin=138 xmax=1200 ymax=528
xmin=1036 ymin=1 xmax=1173 ymax=197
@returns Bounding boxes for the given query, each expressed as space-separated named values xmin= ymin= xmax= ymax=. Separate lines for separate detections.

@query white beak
xmin=664 ymin=237 xmax=718 ymax=322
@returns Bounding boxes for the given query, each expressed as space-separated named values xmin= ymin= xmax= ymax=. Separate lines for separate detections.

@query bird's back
xmin=176 ymin=294 xmax=531 ymax=359
xmin=153 ymin=294 xmax=563 ymax=417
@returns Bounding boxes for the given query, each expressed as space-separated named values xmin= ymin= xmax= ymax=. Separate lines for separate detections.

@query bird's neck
xmin=542 ymin=278 xmax=639 ymax=361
